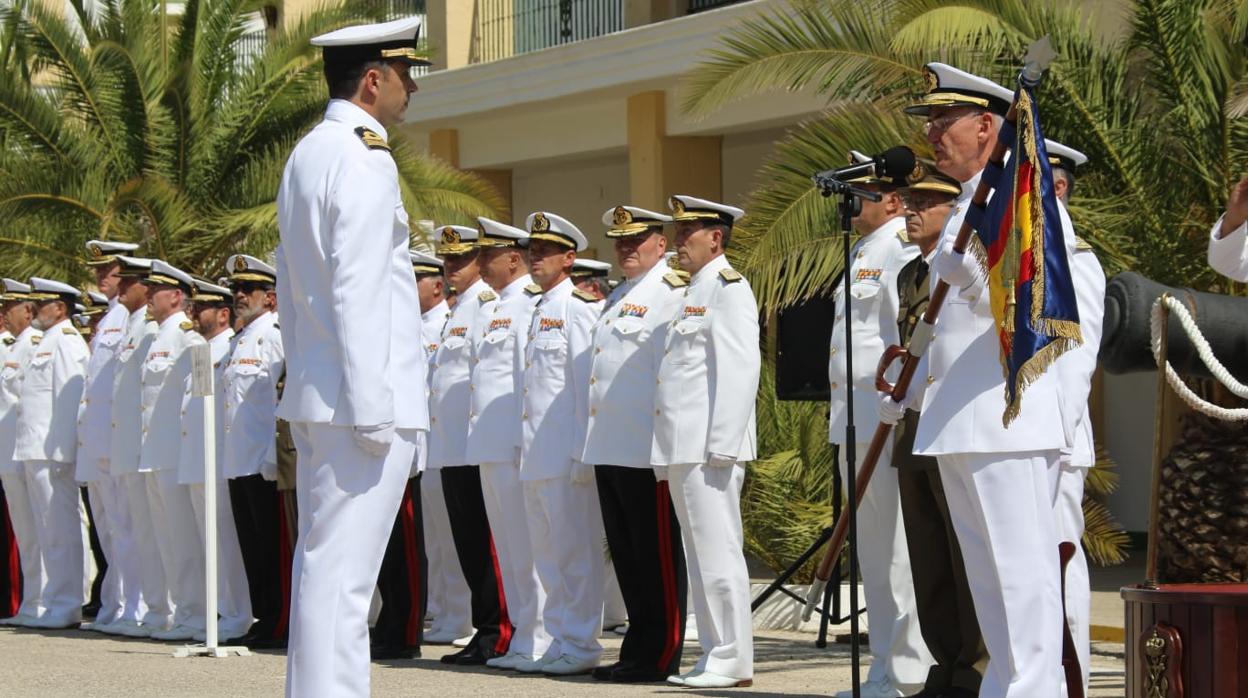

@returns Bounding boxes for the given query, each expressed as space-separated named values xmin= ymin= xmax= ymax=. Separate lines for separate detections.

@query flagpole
xmin=802 ymin=37 xmax=1057 ymax=616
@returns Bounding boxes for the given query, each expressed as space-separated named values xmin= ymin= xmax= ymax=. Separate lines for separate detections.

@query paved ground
xmin=0 ymin=624 xmax=1125 ymax=697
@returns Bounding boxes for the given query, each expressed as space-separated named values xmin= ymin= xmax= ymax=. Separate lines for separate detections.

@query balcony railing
xmin=471 ymin=0 xmax=624 ymax=65
xmin=687 ymin=0 xmax=750 ymax=12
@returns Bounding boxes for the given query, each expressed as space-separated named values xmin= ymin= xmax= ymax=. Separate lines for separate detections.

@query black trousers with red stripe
xmin=229 ymin=474 xmax=294 ymax=641
xmin=595 ymin=465 xmax=687 ymax=675
xmin=0 ymin=482 xmax=19 ymax=618
xmin=440 ymin=465 xmax=511 ymax=657
xmin=373 ymin=475 xmax=427 ymax=649
xmin=81 ymin=487 xmax=107 ymax=611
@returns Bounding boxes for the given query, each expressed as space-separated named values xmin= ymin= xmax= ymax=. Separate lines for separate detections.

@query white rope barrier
xmin=1150 ymin=295 xmax=1248 ymax=422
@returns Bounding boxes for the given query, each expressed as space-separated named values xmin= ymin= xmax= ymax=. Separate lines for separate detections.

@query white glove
xmin=707 ymin=453 xmax=736 ymax=468
xmin=877 ymin=393 xmax=906 ymax=426
xmin=353 ymin=422 xmax=395 ymax=457
xmin=260 ymin=460 xmax=278 ymax=482
xmin=570 ymin=459 xmax=594 ymax=485
xmin=653 ymin=466 xmax=669 ymax=482
xmin=931 ymin=242 xmax=982 ymax=290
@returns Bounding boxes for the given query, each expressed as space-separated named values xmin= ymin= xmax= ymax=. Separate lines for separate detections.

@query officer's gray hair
xmin=1053 ymin=166 xmax=1074 ymax=203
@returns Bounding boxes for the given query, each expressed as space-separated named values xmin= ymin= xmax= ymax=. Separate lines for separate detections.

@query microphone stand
xmin=818 ymin=175 xmax=882 ymax=698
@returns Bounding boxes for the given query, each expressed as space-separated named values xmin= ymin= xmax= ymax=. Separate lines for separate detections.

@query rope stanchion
xmin=1150 ymin=295 xmax=1248 ymax=421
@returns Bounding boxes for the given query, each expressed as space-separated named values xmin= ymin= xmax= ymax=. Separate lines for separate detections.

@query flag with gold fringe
xmin=971 ymin=82 xmax=1082 ymax=427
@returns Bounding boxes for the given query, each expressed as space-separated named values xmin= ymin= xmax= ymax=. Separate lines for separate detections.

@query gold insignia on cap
xmin=909 ymin=161 xmax=926 ymax=184
xmin=89 ymin=245 xmax=102 ymax=259
xmin=234 ymin=257 xmax=247 ymax=272
xmin=442 ymin=227 xmax=460 ymax=244
xmin=532 ymin=212 xmax=550 ymax=233
xmin=670 ymin=197 xmax=686 ymax=216
xmin=923 ymin=66 xmax=938 ymax=93
xmin=612 ymin=206 xmax=631 ymax=226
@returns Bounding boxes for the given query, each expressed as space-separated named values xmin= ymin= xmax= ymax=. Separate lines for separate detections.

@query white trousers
xmin=285 ymin=424 xmax=418 ymax=698
xmin=143 ymin=471 xmax=187 ymax=629
xmin=668 ymin=461 xmax=753 ymax=679
xmin=86 ymin=474 xmax=122 ymax=624
xmin=480 ymin=460 xmax=548 ymax=658
xmin=0 ymin=471 xmax=44 ymax=617
xmin=522 ymin=475 xmax=604 ymax=663
xmin=153 ymin=471 xmax=206 ymax=631
xmin=22 ymin=460 xmax=83 ymax=623
xmin=838 ymin=440 xmax=931 ymax=689
xmin=189 ymin=481 xmax=253 ymax=636
xmin=420 ymin=468 xmax=472 ymax=636
xmin=104 ymin=472 xmax=147 ymax=623
xmin=938 ymin=450 xmax=1063 ymax=698
xmin=122 ymin=472 xmax=170 ymax=627
xmin=1055 ymin=463 xmax=1090 ymax=693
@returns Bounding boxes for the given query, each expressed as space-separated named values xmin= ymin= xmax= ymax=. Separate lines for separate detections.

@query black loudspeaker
xmin=775 ymin=293 xmax=835 ymax=401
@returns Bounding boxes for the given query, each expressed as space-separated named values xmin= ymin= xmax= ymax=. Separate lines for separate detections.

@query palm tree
xmin=0 ymin=0 xmax=502 ymax=283
xmin=681 ymin=0 xmax=1248 ymax=574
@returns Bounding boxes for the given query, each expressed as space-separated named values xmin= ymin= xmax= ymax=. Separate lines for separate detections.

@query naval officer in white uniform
xmin=13 ymin=277 xmax=90 ymax=628
xmin=274 ymin=15 xmax=429 ymax=698
xmin=516 ymin=211 xmax=605 ymax=676
xmin=76 ymin=240 xmax=139 ymax=632
xmin=463 ymin=216 xmax=550 ymax=670
xmin=1209 ymin=174 xmax=1248 ymax=282
xmin=652 ymin=196 xmax=760 ymax=690
xmin=886 ymin=63 xmax=1071 ymax=697
xmin=0 ymin=281 xmax=44 ymax=627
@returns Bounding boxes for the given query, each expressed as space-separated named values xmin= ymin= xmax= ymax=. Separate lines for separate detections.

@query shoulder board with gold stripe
xmin=1074 ymin=236 xmax=1092 ymax=251
xmin=478 ymin=290 xmax=498 ymax=303
xmin=179 ymin=321 xmax=194 ymax=331
xmin=63 ymin=326 xmax=79 ymax=335
xmin=662 ymin=271 xmax=687 ymax=288
xmin=3 ymin=337 xmax=14 ymax=346
xmin=524 ymin=283 xmax=543 ymax=296
xmin=31 ymin=335 xmax=41 ymax=345
xmin=354 ymin=126 xmax=390 ymax=152
xmin=719 ymin=268 xmax=744 ymax=283
xmin=572 ymin=288 xmax=597 ymax=303
xmin=896 ymin=228 xmax=911 ymax=243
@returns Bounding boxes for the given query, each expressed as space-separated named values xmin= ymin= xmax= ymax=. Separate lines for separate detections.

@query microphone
xmin=811 ymin=145 xmax=916 ymax=186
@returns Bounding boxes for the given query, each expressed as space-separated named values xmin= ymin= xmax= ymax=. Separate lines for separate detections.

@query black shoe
xmin=441 ymin=644 xmax=487 ymax=666
xmin=608 ymin=664 xmax=670 ymax=683
xmin=942 ymin=688 xmax=978 ymax=698
xmin=243 ymin=634 xmax=288 ymax=650
xmin=81 ymin=603 xmax=101 ymax=619
xmin=371 ymin=644 xmax=418 ymax=660
xmin=905 ymin=689 xmax=944 ymax=698
xmin=592 ymin=660 xmax=630 ymax=681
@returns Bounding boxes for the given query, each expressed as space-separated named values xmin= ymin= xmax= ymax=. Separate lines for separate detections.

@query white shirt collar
xmin=690 ymin=253 xmax=729 ymax=285
xmin=499 ymin=274 xmax=532 ymax=301
xmin=325 ymin=99 xmax=388 ymax=141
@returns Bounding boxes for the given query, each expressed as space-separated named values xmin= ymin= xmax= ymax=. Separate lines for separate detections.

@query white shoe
xmin=542 ymin=655 xmax=598 ymax=676
xmin=114 ymin=620 xmax=153 ymax=638
xmin=94 ymin=620 xmax=124 ymax=635
xmin=681 ymin=670 xmax=753 ymax=689
xmin=684 ymin=616 xmax=699 ymax=642
xmin=191 ymin=627 xmax=247 ymax=643
xmin=514 ymin=654 xmax=558 ymax=673
xmin=425 ymin=627 xmax=469 ymax=644
xmin=485 ymin=652 xmax=528 ymax=670
xmin=23 ymin=615 xmax=80 ymax=629
xmin=835 ymin=679 xmax=903 ymax=698
xmin=451 ymin=633 xmax=474 ymax=648
xmin=0 ymin=613 xmax=36 ymax=627
xmin=151 ymin=624 xmax=198 ymax=641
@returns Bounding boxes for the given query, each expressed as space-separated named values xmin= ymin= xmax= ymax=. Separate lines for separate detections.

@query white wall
xmin=721 ymin=127 xmax=790 ymax=210
xmin=510 ymin=152 xmax=630 ymax=259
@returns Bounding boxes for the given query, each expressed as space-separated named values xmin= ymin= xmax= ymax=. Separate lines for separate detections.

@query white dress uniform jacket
xmin=138 ymin=311 xmax=197 ymax=473
xmin=274 ymin=99 xmax=428 ymax=432
xmin=221 ymin=312 xmax=284 ymax=480
xmin=428 ymin=279 xmax=493 ymax=469
xmin=1209 ymin=215 xmax=1248 ymax=282
xmin=914 ymin=171 xmax=1071 ymax=455
xmin=828 ymin=217 xmax=917 ymax=444
xmin=0 ymin=326 xmax=42 ymax=475
xmin=652 ymin=255 xmax=759 ymax=465
xmin=581 ymin=261 xmax=686 ymax=467
xmin=14 ymin=319 xmax=90 ymax=464
xmin=75 ymin=300 xmax=130 ymax=481
xmin=422 ymin=300 xmax=450 ymax=361
xmin=1056 ymin=212 xmax=1106 ymax=469
xmin=465 ymin=275 xmax=541 ymax=465
xmin=520 ymin=278 xmax=598 ymax=480
xmin=110 ymin=309 xmax=158 ymax=476
xmin=178 ymin=329 xmax=234 ymax=484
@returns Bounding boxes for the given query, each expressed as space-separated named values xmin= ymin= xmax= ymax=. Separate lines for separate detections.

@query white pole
xmin=204 ymin=389 xmax=218 ymax=650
